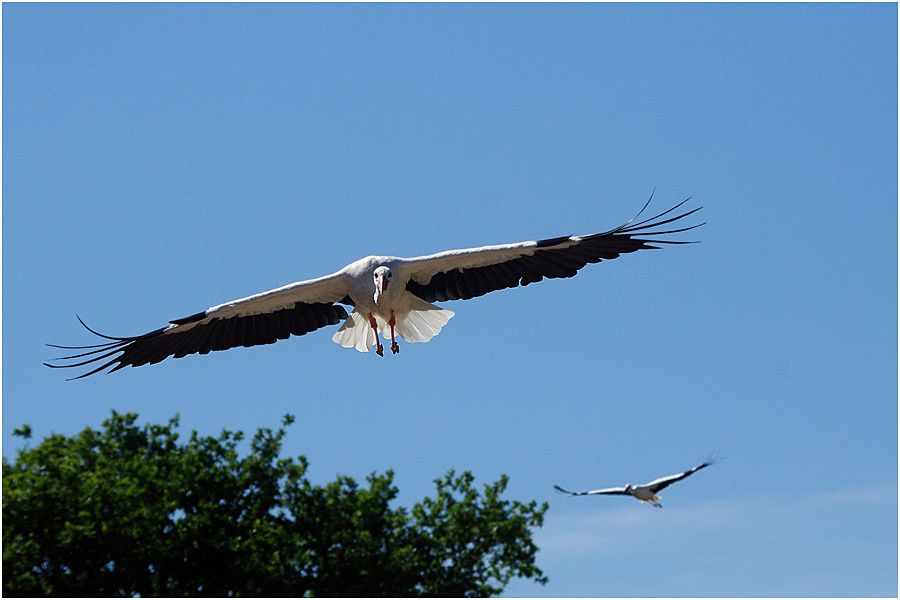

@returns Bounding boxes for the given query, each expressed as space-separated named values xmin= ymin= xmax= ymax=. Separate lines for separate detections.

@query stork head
xmin=374 ymin=266 xmax=393 ymax=296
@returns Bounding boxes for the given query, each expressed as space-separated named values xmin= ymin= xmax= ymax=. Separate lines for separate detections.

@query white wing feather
xmin=198 ymin=271 xmax=351 ymax=323
xmin=553 ymin=484 xmax=628 ymax=496
xmin=398 ymin=240 xmax=566 ymax=285
xmin=644 ymin=473 xmax=686 ymax=488
xmin=643 ymin=460 xmax=714 ymax=492
xmin=582 ymin=486 xmax=629 ymax=495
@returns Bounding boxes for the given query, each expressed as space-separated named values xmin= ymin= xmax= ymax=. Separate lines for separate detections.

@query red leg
xmin=389 ymin=311 xmax=399 ymax=354
xmin=368 ymin=313 xmax=384 ymax=356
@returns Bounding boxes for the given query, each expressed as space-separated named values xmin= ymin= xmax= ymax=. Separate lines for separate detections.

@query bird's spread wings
xmin=45 ymin=272 xmax=352 ymax=379
xmin=553 ymin=484 xmax=629 ymax=497
xmin=645 ymin=460 xmax=714 ymax=493
xmin=400 ymin=197 xmax=702 ymax=303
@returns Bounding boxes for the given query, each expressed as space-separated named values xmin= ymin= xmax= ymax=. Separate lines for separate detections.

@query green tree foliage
xmin=3 ymin=412 xmax=547 ymax=597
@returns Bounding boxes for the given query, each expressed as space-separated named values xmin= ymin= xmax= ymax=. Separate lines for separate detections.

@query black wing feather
xmin=45 ymin=302 xmax=349 ymax=379
xmin=646 ymin=461 xmax=715 ymax=493
xmin=406 ymin=198 xmax=703 ymax=303
xmin=552 ymin=484 xmax=629 ymax=497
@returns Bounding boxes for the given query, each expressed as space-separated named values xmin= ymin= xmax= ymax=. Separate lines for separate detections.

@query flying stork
xmin=553 ymin=458 xmax=717 ymax=508
xmin=45 ymin=197 xmax=702 ymax=379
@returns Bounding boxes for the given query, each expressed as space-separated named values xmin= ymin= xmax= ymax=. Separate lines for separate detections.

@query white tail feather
xmin=332 ymin=298 xmax=455 ymax=352
xmin=393 ymin=297 xmax=454 ymax=343
xmin=331 ymin=309 xmax=375 ymax=353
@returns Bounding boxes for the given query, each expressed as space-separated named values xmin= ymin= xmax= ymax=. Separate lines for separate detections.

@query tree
xmin=3 ymin=412 xmax=547 ymax=597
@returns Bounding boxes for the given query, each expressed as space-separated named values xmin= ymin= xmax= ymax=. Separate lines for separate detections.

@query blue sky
xmin=3 ymin=3 xmax=896 ymax=596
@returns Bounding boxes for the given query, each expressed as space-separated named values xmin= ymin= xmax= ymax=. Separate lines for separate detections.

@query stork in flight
xmin=45 ymin=197 xmax=702 ymax=379
xmin=553 ymin=458 xmax=717 ymax=508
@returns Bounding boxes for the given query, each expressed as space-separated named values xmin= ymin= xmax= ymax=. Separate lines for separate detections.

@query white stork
xmin=553 ymin=458 xmax=717 ymax=508
xmin=45 ymin=197 xmax=702 ymax=379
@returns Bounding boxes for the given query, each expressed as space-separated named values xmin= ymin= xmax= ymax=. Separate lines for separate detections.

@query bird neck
xmin=374 ymin=286 xmax=392 ymax=306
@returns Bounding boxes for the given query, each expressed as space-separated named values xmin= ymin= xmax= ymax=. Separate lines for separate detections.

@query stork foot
xmin=375 ymin=345 xmax=384 ymax=357
xmin=391 ymin=342 xmax=399 ymax=354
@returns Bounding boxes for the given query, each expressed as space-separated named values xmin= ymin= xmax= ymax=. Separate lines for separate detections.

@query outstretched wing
xmin=645 ymin=460 xmax=715 ymax=493
xmin=553 ymin=484 xmax=629 ymax=497
xmin=45 ymin=272 xmax=352 ymax=379
xmin=400 ymin=196 xmax=702 ymax=303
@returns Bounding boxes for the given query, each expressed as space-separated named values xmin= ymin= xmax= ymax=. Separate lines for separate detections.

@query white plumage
xmin=553 ymin=458 xmax=717 ymax=508
xmin=46 ymin=197 xmax=701 ymax=378
xmin=331 ymin=269 xmax=455 ymax=352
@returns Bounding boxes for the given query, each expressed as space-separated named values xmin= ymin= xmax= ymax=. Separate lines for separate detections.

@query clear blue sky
xmin=4 ymin=3 xmax=896 ymax=596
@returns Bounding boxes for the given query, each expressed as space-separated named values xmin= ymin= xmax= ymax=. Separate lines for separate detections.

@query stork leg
xmin=368 ymin=313 xmax=384 ymax=356
xmin=389 ymin=311 xmax=399 ymax=354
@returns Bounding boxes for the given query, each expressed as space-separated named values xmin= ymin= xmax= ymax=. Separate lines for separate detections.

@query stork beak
xmin=378 ymin=277 xmax=388 ymax=294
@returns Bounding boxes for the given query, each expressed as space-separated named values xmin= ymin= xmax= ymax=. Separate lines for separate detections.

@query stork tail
xmin=332 ymin=309 xmax=376 ymax=352
xmin=332 ymin=296 xmax=454 ymax=353
xmin=390 ymin=296 xmax=454 ymax=343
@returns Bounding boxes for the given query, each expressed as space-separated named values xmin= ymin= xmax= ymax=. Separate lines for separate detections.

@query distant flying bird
xmin=553 ymin=459 xmax=716 ymax=508
xmin=46 ymin=197 xmax=702 ymax=379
